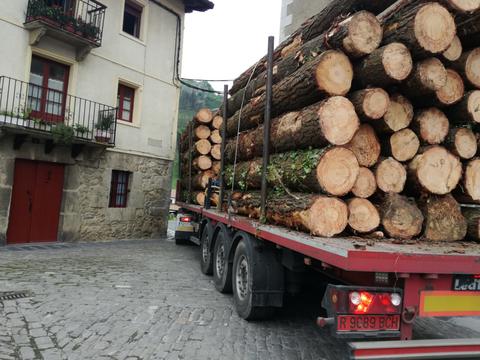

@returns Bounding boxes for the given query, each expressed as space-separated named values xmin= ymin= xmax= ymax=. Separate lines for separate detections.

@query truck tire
xmin=213 ymin=228 xmax=233 ymax=293
xmin=200 ymin=223 xmax=213 ymax=275
xmin=232 ymin=239 xmax=275 ymax=320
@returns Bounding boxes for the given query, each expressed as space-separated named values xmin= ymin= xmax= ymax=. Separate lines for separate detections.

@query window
xmin=123 ymin=1 xmax=142 ymax=38
xmin=28 ymin=56 xmax=70 ymax=123
xmin=117 ymin=84 xmax=135 ymax=122
xmin=109 ymin=170 xmax=131 ymax=208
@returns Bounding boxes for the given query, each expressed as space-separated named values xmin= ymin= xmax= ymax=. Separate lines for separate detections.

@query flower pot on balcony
xmin=95 ymin=131 xmax=111 ymax=143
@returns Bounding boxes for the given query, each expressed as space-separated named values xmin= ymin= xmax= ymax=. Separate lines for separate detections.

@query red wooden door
xmin=7 ymin=160 xmax=65 ymax=244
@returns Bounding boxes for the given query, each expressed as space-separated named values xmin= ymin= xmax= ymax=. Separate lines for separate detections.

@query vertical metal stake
xmin=218 ymin=84 xmax=228 ymax=211
xmin=260 ymin=36 xmax=274 ymax=220
xmin=188 ymin=122 xmax=193 ymax=203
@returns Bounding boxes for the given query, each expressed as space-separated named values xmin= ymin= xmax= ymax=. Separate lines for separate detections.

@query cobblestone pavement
xmin=0 ymin=238 xmax=478 ymax=360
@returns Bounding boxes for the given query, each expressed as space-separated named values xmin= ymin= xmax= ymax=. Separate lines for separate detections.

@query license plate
xmin=453 ymin=275 xmax=480 ymax=291
xmin=337 ymin=315 xmax=400 ymax=332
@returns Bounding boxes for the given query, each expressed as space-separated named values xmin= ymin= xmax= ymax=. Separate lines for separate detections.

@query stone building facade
xmin=0 ymin=0 xmax=213 ymax=245
xmin=280 ymin=0 xmax=332 ymax=41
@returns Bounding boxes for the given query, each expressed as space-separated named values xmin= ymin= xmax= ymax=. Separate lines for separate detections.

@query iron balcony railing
xmin=0 ymin=76 xmax=117 ymax=146
xmin=25 ymin=0 xmax=107 ymax=46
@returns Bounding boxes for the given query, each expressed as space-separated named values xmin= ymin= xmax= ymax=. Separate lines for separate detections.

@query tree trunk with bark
xmin=379 ymin=192 xmax=424 ymax=239
xmin=226 ymin=50 xmax=354 ymax=136
xmin=225 ymin=147 xmax=359 ymax=196
xmin=375 ymin=157 xmax=407 ymax=193
xmin=462 ymin=208 xmax=480 ymax=242
xmin=231 ymin=192 xmax=349 ymax=237
xmin=412 ymin=108 xmax=450 ymax=145
xmin=343 ymin=124 xmax=382 ymax=167
xmin=382 ymin=2 xmax=456 ymax=57
xmin=419 ymin=194 xmax=467 ymax=241
xmin=349 ymin=88 xmax=390 ymax=120
xmin=192 ymin=170 xmax=216 ymax=190
xmin=347 ymin=198 xmax=381 ymax=233
xmin=451 ymin=48 xmax=480 ymax=89
xmin=385 ymin=128 xmax=420 ymax=162
xmin=351 ymin=167 xmax=377 ymax=198
xmin=456 ymin=11 xmax=480 ymax=48
xmin=447 ymin=90 xmax=480 ymax=125
xmin=402 ymin=58 xmax=447 ymax=97
xmin=354 ymin=43 xmax=413 ymax=88
xmin=408 ymin=146 xmax=462 ymax=195
xmin=225 ymin=98 xmax=359 ymax=163
xmin=445 ymin=128 xmax=478 ymax=159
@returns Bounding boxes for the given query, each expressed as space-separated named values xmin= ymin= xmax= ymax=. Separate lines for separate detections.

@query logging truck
xmin=175 ymin=0 xmax=480 ymax=357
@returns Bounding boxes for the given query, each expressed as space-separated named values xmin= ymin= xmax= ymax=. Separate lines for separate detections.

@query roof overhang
xmin=183 ymin=0 xmax=214 ymax=12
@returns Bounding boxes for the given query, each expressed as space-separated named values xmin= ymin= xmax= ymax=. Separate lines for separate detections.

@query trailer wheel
xmin=232 ymin=239 xmax=275 ymax=320
xmin=200 ymin=223 xmax=213 ymax=275
xmin=213 ymin=228 xmax=233 ymax=293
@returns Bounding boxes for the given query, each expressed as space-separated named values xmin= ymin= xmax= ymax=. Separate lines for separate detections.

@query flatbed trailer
xmin=175 ymin=201 xmax=480 ymax=359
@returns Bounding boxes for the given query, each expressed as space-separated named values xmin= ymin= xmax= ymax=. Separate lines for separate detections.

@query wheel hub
xmin=216 ymin=243 xmax=225 ymax=277
xmin=236 ymin=255 xmax=249 ymax=301
xmin=202 ymin=236 xmax=209 ymax=263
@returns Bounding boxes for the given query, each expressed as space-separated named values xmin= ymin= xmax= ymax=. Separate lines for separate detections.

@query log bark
xmin=442 ymin=35 xmax=462 ymax=62
xmin=441 ymin=0 xmax=480 ymax=12
xmin=194 ymin=139 xmax=212 ymax=156
xmin=412 ymin=108 xmax=450 ymax=145
xmin=375 ymin=157 xmax=407 ymax=193
xmin=209 ymin=129 xmax=222 ymax=144
xmin=226 ymin=50 xmax=353 ymax=137
xmin=420 ymin=194 xmax=467 ymax=241
xmin=408 ymin=146 xmax=462 ymax=195
xmin=211 ymin=161 xmax=221 ymax=175
xmin=456 ymin=11 xmax=480 ymax=48
xmin=375 ymin=94 xmax=414 ymax=134
xmin=447 ymin=90 xmax=480 ymax=125
xmin=225 ymin=147 xmax=359 ymax=196
xmin=445 ymin=127 xmax=478 ymax=159
xmin=379 ymin=192 xmax=424 ymax=239
xmin=229 ymin=0 xmax=395 ymax=95
xmin=354 ymin=43 xmax=413 ymax=87
xmin=225 ymin=98 xmax=359 ymax=163
xmin=212 ymin=115 xmax=223 ymax=130
xmin=231 ymin=192 xmax=349 ymax=237
xmin=347 ymin=198 xmax=381 ymax=233
xmin=343 ymin=124 xmax=382 ymax=167
xmin=451 ymin=48 xmax=480 ymax=89
xmin=462 ymin=208 xmax=480 ymax=241
xmin=194 ymin=125 xmax=211 ymax=140
xmin=195 ymin=108 xmax=213 ymax=125
xmin=351 ymin=167 xmax=377 ymax=198
xmin=386 ymin=128 xmax=420 ymax=162
xmin=193 ymin=156 xmax=212 ymax=171
xmin=210 ymin=144 xmax=221 ymax=160
xmin=349 ymin=88 xmax=390 ymax=120
xmin=382 ymin=2 xmax=456 ymax=57
xmin=402 ymin=58 xmax=447 ymax=97
xmin=192 ymin=170 xmax=216 ymax=190
xmin=464 ymin=158 xmax=480 ymax=201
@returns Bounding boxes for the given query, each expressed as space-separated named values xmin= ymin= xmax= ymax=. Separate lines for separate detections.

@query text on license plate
xmin=337 ymin=315 xmax=400 ymax=332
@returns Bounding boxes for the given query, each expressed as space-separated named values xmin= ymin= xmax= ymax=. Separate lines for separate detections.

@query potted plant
xmin=83 ymin=22 xmax=100 ymax=41
xmin=95 ymin=113 xmax=115 ymax=143
xmin=74 ymin=124 xmax=90 ymax=138
xmin=51 ymin=123 xmax=75 ymax=145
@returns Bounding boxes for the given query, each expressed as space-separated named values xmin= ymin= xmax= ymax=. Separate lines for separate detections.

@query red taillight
xmin=180 ymin=216 xmax=192 ymax=223
xmin=349 ymin=291 xmax=401 ymax=314
xmin=474 ymin=274 xmax=480 ymax=279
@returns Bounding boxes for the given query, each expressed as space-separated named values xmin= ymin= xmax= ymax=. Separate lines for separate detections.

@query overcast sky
xmin=181 ymin=0 xmax=282 ymax=92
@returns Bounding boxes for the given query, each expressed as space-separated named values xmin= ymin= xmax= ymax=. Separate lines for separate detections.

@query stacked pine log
xmin=182 ymin=0 xmax=480 ymax=242
xmin=179 ymin=108 xmax=223 ymax=206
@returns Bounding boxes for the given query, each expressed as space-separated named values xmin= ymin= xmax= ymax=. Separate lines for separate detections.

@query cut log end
xmin=195 ymin=139 xmax=212 ymax=155
xmin=442 ymin=36 xmax=462 ymax=62
xmin=195 ymin=108 xmax=213 ymax=124
xmin=447 ymin=0 xmax=480 ymax=12
xmin=194 ymin=192 xmax=206 ymax=206
xmin=194 ymin=125 xmax=211 ymax=140
xmin=418 ymin=58 xmax=447 ymax=92
xmin=342 ymin=11 xmax=383 ymax=58
xmin=467 ymin=90 xmax=480 ymax=123
xmin=315 ymin=50 xmax=353 ymax=96
xmin=465 ymin=158 xmax=480 ymax=201
xmin=414 ymin=3 xmax=456 ymax=54
xmin=380 ymin=193 xmax=424 ymax=240
xmin=415 ymin=108 xmax=450 ymax=145
xmin=414 ymin=146 xmax=462 ymax=195
xmin=303 ymin=197 xmax=348 ymax=237
xmin=436 ymin=69 xmax=465 ymax=106
xmin=382 ymin=43 xmax=413 ymax=82
xmin=348 ymin=198 xmax=380 ymax=233
xmin=317 ymin=97 xmax=359 ymax=145
xmin=212 ymin=115 xmax=224 ymax=130
xmin=375 ymin=157 xmax=407 ymax=193
xmin=383 ymin=94 xmax=414 ymax=132
xmin=210 ymin=129 xmax=223 ymax=144
xmin=317 ymin=147 xmax=359 ymax=196
xmin=390 ymin=129 xmax=420 ymax=162
xmin=344 ymin=124 xmax=381 ymax=168
xmin=193 ymin=156 xmax=212 ymax=171
xmin=449 ymin=128 xmax=478 ymax=159
xmin=350 ymin=88 xmax=390 ymax=120
xmin=464 ymin=48 xmax=480 ymax=89
xmin=211 ymin=144 xmax=222 ymax=160
xmin=351 ymin=167 xmax=377 ymax=199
